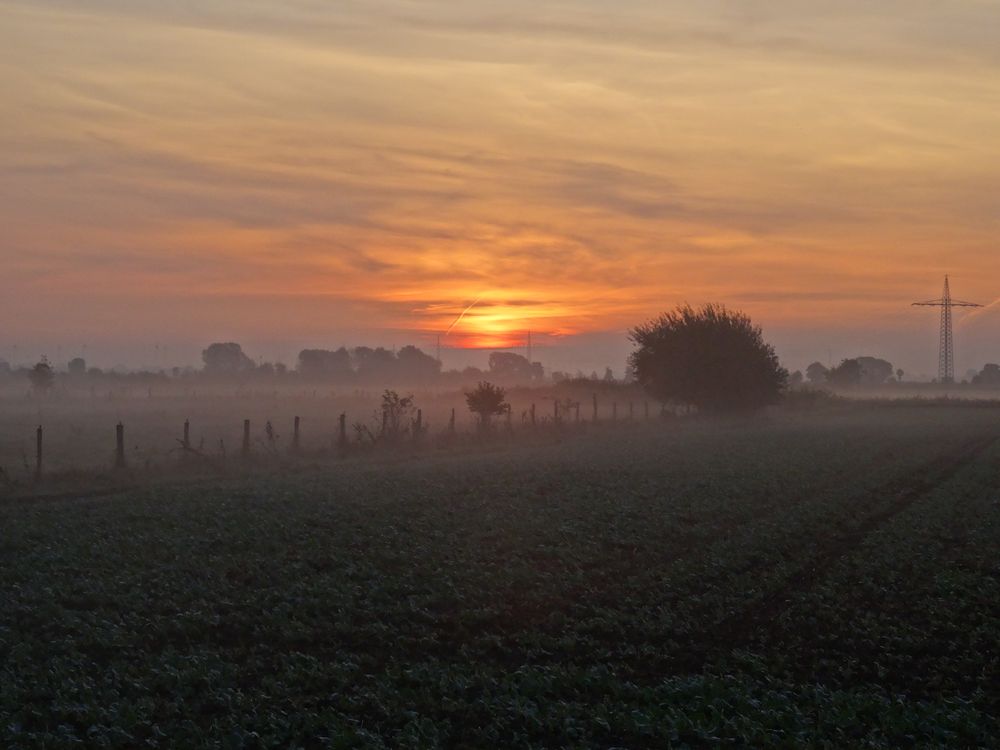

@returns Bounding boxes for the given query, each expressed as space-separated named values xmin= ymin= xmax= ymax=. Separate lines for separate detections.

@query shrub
xmin=629 ymin=304 xmax=787 ymax=413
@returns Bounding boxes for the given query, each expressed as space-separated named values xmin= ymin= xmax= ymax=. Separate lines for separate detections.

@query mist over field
xmin=5 ymin=0 xmax=1000 ymax=746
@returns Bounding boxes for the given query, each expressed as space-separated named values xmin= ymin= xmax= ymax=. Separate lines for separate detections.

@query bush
xmin=629 ymin=304 xmax=787 ymax=413
xmin=465 ymin=382 xmax=509 ymax=431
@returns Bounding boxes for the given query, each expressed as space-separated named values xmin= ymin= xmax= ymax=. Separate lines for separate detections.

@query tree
xmin=826 ymin=358 xmax=862 ymax=388
xmin=805 ymin=362 xmax=829 ymax=384
xmin=202 ymin=343 xmax=255 ymax=375
xmin=972 ymin=364 xmax=1000 ymax=386
xmin=297 ymin=348 xmax=352 ymax=380
xmin=67 ymin=357 xmax=87 ymax=376
xmin=353 ymin=347 xmax=396 ymax=382
xmin=488 ymin=352 xmax=542 ymax=382
xmin=629 ymin=304 xmax=787 ymax=413
xmin=789 ymin=370 xmax=804 ymax=387
xmin=28 ymin=357 xmax=55 ymax=393
xmin=465 ymin=381 xmax=509 ymax=431
xmin=896 ymin=368 xmax=904 ymax=383
xmin=396 ymin=345 xmax=441 ymax=382
xmin=379 ymin=390 xmax=414 ymax=439
xmin=855 ymin=356 xmax=894 ymax=385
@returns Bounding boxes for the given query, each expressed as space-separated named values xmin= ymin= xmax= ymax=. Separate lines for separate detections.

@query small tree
xmin=28 ymin=358 xmax=55 ymax=394
xmin=629 ymin=304 xmax=787 ymax=413
xmin=465 ymin=381 xmax=509 ymax=431
xmin=827 ymin=358 xmax=863 ymax=388
xmin=805 ymin=362 xmax=829 ymax=384
xmin=380 ymin=390 xmax=414 ymax=440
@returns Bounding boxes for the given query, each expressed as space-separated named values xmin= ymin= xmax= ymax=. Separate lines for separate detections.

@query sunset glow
xmin=4 ymin=1 xmax=1000 ymax=373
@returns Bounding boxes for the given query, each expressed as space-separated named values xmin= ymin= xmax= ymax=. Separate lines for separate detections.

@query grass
xmin=2 ymin=405 xmax=1000 ymax=747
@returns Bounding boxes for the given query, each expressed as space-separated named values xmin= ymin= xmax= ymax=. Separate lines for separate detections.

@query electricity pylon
xmin=912 ymin=275 xmax=981 ymax=383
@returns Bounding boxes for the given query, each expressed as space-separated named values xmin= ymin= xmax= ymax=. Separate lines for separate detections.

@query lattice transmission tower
xmin=911 ymin=275 xmax=981 ymax=383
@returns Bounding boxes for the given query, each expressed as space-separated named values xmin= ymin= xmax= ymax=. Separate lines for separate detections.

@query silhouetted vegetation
xmin=27 ymin=358 xmax=55 ymax=394
xmin=465 ymin=381 xmax=509 ymax=431
xmin=629 ymin=304 xmax=787 ymax=413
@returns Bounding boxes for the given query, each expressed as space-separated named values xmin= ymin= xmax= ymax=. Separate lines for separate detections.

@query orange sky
xmin=3 ymin=1 xmax=1000 ymax=375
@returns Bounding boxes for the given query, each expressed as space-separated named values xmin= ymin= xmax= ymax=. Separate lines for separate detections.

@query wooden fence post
xmin=115 ymin=422 xmax=126 ymax=469
xmin=414 ymin=409 xmax=422 ymax=441
xmin=292 ymin=416 xmax=300 ymax=453
xmin=530 ymin=403 xmax=536 ymax=427
xmin=35 ymin=426 xmax=42 ymax=482
xmin=338 ymin=412 xmax=347 ymax=448
xmin=449 ymin=408 xmax=456 ymax=435
xmin=242 ymin=419 xmax=251 ymax=458
xmin=183 ymin=419 xmax=191 ymax=450
xmin=592 ymin=394 xmax=598 ymax=422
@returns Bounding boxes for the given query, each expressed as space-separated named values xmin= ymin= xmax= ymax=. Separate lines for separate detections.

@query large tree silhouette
xmin=629 ymin=304 xmax=787 ymax=413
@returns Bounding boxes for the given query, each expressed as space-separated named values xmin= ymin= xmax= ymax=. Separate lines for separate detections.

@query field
xmin=3 ymin=403 xmax=1000 ymax=747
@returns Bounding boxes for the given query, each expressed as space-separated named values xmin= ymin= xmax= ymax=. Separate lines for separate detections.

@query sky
xmin=3 ymin=0 xmax=1000 ymax=377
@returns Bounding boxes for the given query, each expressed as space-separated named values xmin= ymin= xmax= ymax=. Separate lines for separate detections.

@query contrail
xmin=958 ymin=297 xmax=1000 ymax=328
xmin=445 ymin=295 xmax=484 ymax=335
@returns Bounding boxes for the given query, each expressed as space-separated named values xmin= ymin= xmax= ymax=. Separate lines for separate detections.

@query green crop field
xmin=3 ymin=404 xmax=1000 ymax=748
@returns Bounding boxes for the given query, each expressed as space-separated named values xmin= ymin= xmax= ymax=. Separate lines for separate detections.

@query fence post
xmin=115 ymin=422 xmax=126 ymax=469
xmin=530 ymin=403 xmax=536 ymax=427
xmin=242 ymin=419 xmax=251 ymax=458
xmin=592 ymin=394 xmax=598 ymax=422
xmin=414 ymin=409 xmax=422 ymax=441
xmin=554 ymin=400 xmax=559 ymax=424
xmin=449 ymin=408 xmax=456 ymax=435
xmin=292 ymin=416 xmax=301 ymax=453
xmin=183 ymin=419 xmax=191 ymax=450
xmin=35 ymin=426 xmax=42 ymax=482
xmin=575 ymin=402 xmax=580 ymax=423
xmin=338 ymin=412 xmax=347 ymax=448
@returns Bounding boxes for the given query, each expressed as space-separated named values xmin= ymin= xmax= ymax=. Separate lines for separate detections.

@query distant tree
xmin=855 ymin=356 xmax=894 ymax=386
xmin=629 ymin=304 xmax=787 ymax=413
xmin=67 ymin=357 xmax=86 ymax=376
xmin=805 ymin=362 xmax=829 ymax=384
xmin=297 ymin=348 xmax=352 ymax=380
xmin=353 ymin=347 xmax=396 ymax=382
xmin=28 ymin=357 xmax=55 ymax=394
xmin=896 ymin=368 xmax=904 ymax=383
xmin=396 ymin=345 xmax=441 ymax=382
xmin=972 ymin=364 xmax=1000 ymax=386
xmin=551 ymin=371 xmax=568 ymax=383
xmin=461 ymin=365 xmax=485 ymax=381
xmin=488 ymin=352 xmax=542 ymax=382
xmin=465 ymin=381 xmax=509 ymax=431
xmin=202 ymin=343 xmax=255 ymax=375
xmin=380 ymin=390 xmax=414 ymax=439
xmin=789 ymin=370 xmax=804 ymax=387
xmin=603 ymin=367 xmax=615 ymax=383
xmin=0 ymin=359 xmax=10 ymax=375
xmin=826 ymin=358 xmax=863 ymax=388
